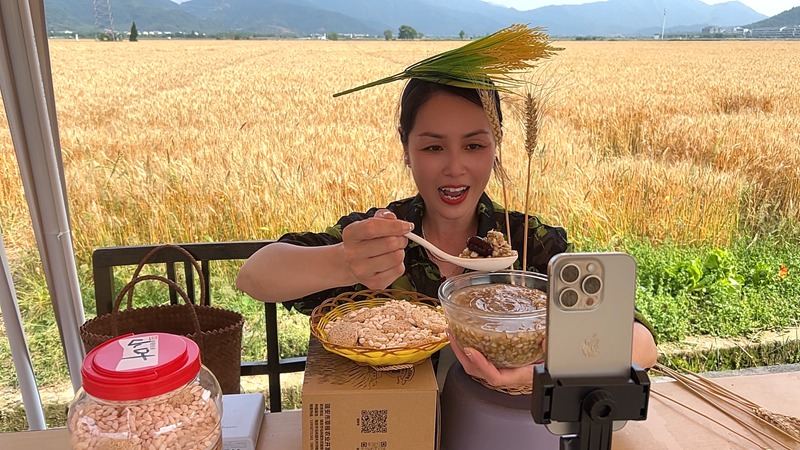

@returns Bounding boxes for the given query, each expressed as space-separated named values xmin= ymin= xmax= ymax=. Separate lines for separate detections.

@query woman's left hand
xmin=448 ymin=322 xmax=658 ymax=390
xmin=447 ymin=329 xmax=537 ymax=389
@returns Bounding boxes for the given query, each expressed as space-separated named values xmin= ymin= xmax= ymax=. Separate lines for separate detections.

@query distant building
xmin=701 ymin=26 xmax=722 ymax=35
xmin=750 ymin=26 xmax=800 ymax=39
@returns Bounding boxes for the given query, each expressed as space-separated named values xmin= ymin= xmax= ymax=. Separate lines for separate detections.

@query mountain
xmin=516 ymin=0 xmax=766 ymax=36
xmin=288 ymin=0 xmax=512 ymax=36
xmin=178 ymin=0 xmax=379 ymax=35
xmin=44 ymin=0 xmax=224 ymax=34
xmin=42 ymin=0 xmax=768 ymax=37
xmin=746 ymin=6 xmax=800 ymax=28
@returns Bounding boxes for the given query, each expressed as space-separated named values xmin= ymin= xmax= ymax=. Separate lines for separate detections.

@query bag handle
xmin=110 ymin=274 xmax=204 ymax=347
xmin=126 ymin=244 xmax=207 ymax=310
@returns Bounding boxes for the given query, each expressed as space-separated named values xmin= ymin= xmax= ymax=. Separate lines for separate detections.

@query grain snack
xmin=69 ymin=380 xmax=221 ymax=450
xmin=68 ymin=333 xmax=223 ymax=450
xmin=323 ymin=299 xmax=447 ymax=349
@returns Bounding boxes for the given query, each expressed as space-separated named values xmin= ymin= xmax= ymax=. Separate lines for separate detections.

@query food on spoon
xmin=460 ymin=230 xmax=517 ymax=259
xmin=466 ymin=236 xmax=493 ymax=257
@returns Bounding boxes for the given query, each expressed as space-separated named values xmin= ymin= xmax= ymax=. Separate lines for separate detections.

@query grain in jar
xmin=68 ymin=333 xmax=222 ymax=450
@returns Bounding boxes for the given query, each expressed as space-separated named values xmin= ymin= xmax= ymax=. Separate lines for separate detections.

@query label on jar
xmin=116 ymin=335 xmax=159 ymax=371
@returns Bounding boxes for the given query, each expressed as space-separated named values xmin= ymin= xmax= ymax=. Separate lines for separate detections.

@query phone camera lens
xmin=559 ymin=288 xmax=579 ymax=308
xmin=560 ymin=264 xmax=580 ymax=283
xmin=582 ymin=275 xmax=602 ymax=295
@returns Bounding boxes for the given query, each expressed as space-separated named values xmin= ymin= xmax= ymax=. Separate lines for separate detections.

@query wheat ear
xmin=522 ymin=92 xmax=540 ymax=268
xmin=479 ymin=89 xmax=512 ymax=251
xmin=654 ymin=363 xmax=800 ymax=448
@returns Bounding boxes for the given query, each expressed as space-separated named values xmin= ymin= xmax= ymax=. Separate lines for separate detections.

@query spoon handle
xmin=404 ymin=232 xmax=457 ymax=263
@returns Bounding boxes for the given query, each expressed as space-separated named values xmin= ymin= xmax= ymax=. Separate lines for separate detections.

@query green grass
xmin=571 ymin=235 xmax=800 ymax=344
xmin=1 ymin=234 xmax=799 ymax=431
xmin=0 ymin=259 xmax=311 ymax=390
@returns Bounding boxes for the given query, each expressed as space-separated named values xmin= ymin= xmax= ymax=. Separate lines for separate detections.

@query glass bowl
xmin=438 ymin=271 xmax=547 ymax=368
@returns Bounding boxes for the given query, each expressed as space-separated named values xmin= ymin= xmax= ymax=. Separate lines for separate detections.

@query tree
xmin=326 ymin=31 xmax=339 ymax=41
xmin=459 ymin=30 xmax=465 ymax=40
xmin=129 ymin=22 xmax=138 ymax=42
xmin=384 ymin=29 xmax=392 ymax=41
xmin=398 ymin=25 xmax=418 ymax=40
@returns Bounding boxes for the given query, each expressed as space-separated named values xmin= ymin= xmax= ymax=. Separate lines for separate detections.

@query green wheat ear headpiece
xmin=333 ymin=24 xmax=562 ymax=97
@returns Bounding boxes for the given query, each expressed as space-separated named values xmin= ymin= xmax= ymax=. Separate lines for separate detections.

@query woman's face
xmin=404 ymin=91 xmax=496 ymax=222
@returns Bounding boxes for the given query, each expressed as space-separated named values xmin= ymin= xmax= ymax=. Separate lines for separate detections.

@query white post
xmin=0 ymin=233 xmax=46 ymax=430
xmin=0 ymin=0 xmax=86 ymax=399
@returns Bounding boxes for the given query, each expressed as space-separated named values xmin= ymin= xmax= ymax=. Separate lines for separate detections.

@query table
xmin=1 ymin=370 xmax=798 ymax=449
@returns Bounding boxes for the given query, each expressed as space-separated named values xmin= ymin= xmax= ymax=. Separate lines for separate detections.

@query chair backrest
xmin=91 ymin=241 xmax=306 ymax=412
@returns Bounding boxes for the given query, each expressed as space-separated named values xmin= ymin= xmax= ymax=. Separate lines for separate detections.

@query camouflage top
xmin=278 ymin=193 xmax=571 ymax=315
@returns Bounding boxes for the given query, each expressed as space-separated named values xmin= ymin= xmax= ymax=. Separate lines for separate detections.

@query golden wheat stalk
xmin=522 ymin=92 xmax=540 ymax=267
xmin=650 ymin=390 xmax=772 ymax=449
xmin=479 ymin=89 xmax=512 ymax=248
xmin=653 ymin=363 xmax=800 ymax=448
xmin=516 ymin=64 xmax=561 ymax=269
xmin=334 ymin=24 xmax=561 ymax=97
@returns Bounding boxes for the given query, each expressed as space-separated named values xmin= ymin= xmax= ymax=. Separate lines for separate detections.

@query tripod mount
xmin=531 ymin=365 xmax=651 ymax=450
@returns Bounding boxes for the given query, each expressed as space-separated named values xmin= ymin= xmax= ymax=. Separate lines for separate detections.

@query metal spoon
xmin=405 ymin=232 xmax=518 ymax=272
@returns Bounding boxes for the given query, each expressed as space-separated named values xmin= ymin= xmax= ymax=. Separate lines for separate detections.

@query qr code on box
xmin=359 ymin=409 xmax=387 ymax=433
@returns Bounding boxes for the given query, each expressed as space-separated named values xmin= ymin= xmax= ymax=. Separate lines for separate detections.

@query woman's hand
xmin=448 ymin=329 xmax=537 ymax=389
xmin=448 ymin=322 xmax=658 ymax=390
xmin=632 ymin=321 xmax=658 ymax=369
xmin=341 ymin=209 xmax=414 ymax=289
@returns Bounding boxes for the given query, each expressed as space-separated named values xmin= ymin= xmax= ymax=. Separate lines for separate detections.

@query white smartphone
xmin=543 ymin=252 xmax=636 ymax=435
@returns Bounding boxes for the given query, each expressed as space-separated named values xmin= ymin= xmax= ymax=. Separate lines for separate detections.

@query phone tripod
xmin=531 ymin=365 xmax=651 ymax=450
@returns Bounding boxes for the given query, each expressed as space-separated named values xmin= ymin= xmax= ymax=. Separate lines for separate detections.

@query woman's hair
xmin=398 ymin=78 xmax=503 ymax=145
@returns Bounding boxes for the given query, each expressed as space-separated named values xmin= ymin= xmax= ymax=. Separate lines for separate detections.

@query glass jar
xmin=68 ymin=332 xmax=223 ymax=450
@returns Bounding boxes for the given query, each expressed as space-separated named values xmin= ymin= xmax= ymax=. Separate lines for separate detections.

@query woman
xmin=236 ymin=78 xmax=658 ymax=388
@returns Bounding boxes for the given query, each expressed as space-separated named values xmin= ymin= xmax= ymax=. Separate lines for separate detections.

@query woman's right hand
xmin=340 ymin=209 xmax=414 ymax=289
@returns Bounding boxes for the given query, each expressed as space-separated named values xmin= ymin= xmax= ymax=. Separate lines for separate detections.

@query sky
xmin=486 ymin=1 xmax=800 ymax=17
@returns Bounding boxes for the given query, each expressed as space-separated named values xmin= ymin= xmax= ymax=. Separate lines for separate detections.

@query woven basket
xmin=310 ymin=289 xmax=449 ymax=368
xmin=471 ymin=375 xmax=533 ymax=396
xmin=80 ymin=245 xmax=244 ymax=394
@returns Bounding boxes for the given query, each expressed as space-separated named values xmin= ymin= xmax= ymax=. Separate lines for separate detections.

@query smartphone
xmin=543 ymin=252 xmax=636 ymax=435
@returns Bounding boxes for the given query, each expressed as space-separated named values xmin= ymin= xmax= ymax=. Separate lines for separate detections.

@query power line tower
xmin=661 ymin=8 xmax=667 ymax=40
xmin=93 ymin=0 xmax=116 ymax=40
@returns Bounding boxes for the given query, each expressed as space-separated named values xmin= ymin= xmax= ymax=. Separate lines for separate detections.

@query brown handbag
xmin=80 ymin=244 xmax=244 ymax=394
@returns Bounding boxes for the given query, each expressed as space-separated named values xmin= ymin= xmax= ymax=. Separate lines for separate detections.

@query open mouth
xmin=438 ymin=186 xmax=469 ymax=204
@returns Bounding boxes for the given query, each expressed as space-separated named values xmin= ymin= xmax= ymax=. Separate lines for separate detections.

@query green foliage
xmin=626 ymin=238 xmax=800 ymax=342
xmin=326 ymin=31 xmax=338 ymax=41
xmin=398 ymin=25 xmax=418 ymax=40
xmin=659 ymin=340 xmax=800 ymax=374
xmin=459 ymin=30 xmax=465 ymax=39
xmin=129 ymin=21 xmax=138 ymax=42
xmin=665 ymin=248 xmax=744 ymax=297
xmin=383 ymin=29 xmax=392 ymax=41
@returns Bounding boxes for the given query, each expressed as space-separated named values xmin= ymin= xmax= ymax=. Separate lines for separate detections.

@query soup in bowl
xmin=438 ymin=271 xmax=547 ymax=368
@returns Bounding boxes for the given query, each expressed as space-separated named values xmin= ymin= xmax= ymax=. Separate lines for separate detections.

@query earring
xmin=404 ymin=155 xmax=410 ymax=166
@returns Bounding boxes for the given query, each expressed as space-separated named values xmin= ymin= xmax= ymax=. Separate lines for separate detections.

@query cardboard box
xmin=302 ymin=337 xmax=440 ymax=450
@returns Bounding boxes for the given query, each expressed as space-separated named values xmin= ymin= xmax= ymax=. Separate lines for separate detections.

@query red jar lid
xmin=81 ymin=333 xmax=201 ymax=401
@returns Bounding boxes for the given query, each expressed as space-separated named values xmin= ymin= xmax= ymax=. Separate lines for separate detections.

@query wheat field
xmin=1 ymin=39 xmax=799 ymax=265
